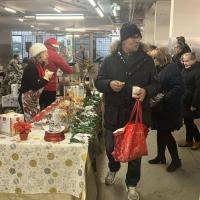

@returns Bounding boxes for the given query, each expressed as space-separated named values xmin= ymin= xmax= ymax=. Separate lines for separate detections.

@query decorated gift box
xmin=0 ymin=112 xmax=24 ymax=136
xmin=2 ymin=94 xmax=19 ymax=108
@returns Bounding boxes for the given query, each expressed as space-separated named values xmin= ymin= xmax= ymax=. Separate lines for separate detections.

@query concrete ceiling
xmin=0 ymin=0 xmax=167 ymax=32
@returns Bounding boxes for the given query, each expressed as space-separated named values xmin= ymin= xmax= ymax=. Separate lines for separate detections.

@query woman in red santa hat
xmin=40 ymin=38 xmax=73 ymax=109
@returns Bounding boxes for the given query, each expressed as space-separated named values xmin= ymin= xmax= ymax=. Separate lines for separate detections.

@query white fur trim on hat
xmin=52 ymin=44 xmax=59 ymax=48
xmin=29 ymin=43 xmax=47 ymax=58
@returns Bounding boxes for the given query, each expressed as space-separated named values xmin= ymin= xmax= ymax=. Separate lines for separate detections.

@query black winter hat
xmin=120 ymin=23 xmax=142 ymax=42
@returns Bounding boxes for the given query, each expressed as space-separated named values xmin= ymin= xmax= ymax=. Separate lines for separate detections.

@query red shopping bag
xmin=112 ymin=100 xmax=149 ymax=162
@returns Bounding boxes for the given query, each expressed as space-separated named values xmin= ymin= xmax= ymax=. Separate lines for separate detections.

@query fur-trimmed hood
xmin=109 ymin=40 xmax=146 ymax=54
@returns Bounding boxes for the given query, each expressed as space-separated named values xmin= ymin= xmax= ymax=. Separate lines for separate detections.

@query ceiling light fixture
xmin=54 ymin=7 xmax=61 ymax=13
xmin=4 ymin=7 xmax=16 ymax=13
xmin=18 ymin=18 xmax=24 ymax=22
xmin=65 ymin=28 xmax=86 ymax=32
xmin=113 ymin=10 xmax=117 ymax=17
xmin=54 ymin=27 xmax=60 ymax=31
xmin=95 ymin=7 xmax=104 ymax=18
xmin=24 ymin=16 xmax=35 ymax=18
xmin=30 ymin=25 xmax=35 ymax=28
xmin=87 ymin=0 xmax=96 ymax=7
xmin=36 ymin=14 xmax=84 ymax=20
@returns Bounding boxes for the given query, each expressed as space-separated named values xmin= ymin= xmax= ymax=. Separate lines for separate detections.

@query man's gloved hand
xmin=44 ymin=69 xmax=54 ymax=81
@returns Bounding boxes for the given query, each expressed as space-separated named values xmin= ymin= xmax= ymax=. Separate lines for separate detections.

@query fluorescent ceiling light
xmin=95 ymin=7 xmax=104 ymax=18
xmin=4 ymin=7 xmax=16 ymax=13
xmin=30 ymin=25 xmax=35 ymax=28
xmin=36 ymin=14 xmax=84 ymax=20
xmin=87 ymin=0 xmax=96 ymax=7
xmin=54 ymin=7 xmax=61 ymax=13
xmin=113 ymin=10 xmax=117 ymax=17
xmin=18 ymin=18 xmax=24 ymax=22
xmin=54 ymin=27 xmax=60 ymax=31
xmin=98 ymin=3 xmax=104 ymax=11
xmin=24 ymin=16 xmax=35 ymax=19
xmin=36 ymin=14 xmax=83 ymax=16
xmin=75 ymin=35 xmax=80 ymax=37
xmin=65 ymin=28 xmax=86 ymax=32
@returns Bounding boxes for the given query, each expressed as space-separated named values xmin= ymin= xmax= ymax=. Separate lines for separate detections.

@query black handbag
xmin=150 ymin=93 xmax=165 ymax=108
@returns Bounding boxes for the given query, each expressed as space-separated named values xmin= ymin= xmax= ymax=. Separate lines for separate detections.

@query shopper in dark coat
xmin=179 ymin=52 xmax=200 ymax=150
xmin=95 ymin=23 xmax=160 ymax=200
xmin=149 ymin=48 xmax=184 ymax=172
xmin=176 ymin=36 xmax=191 ymax=53
xmin=172 ymin=41 xmax=191 ymax=71
xmin=95 ymin=44 xmax=159 ymax=132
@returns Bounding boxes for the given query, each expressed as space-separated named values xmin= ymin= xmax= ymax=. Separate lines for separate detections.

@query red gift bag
xmin=112 ymin=100 xmax=149 ymax=163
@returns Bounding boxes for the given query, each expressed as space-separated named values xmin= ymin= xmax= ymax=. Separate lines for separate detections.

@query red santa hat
xmin=44 ymin=38 xmax=59 ymax=48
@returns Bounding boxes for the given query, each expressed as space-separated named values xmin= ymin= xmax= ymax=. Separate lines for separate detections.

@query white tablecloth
xmin=0 ymin=128 xmax=96 ymax=199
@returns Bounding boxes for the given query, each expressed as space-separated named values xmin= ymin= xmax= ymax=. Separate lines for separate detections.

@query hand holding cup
xmin=132 ymin=86 xmax=146 ymax=102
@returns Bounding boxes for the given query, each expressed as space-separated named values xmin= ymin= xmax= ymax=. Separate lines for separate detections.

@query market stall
xmin=0 ymin=89 xmax=102 ymax=200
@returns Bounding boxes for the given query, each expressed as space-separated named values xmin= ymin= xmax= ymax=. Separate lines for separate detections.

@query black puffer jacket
xmin=151 ymin=63 xmax=185 ymax=131
xmin=95 ymin=43 xmax=160 ymax=131
xmin=182 ymin=62 xmax=200 ymax=118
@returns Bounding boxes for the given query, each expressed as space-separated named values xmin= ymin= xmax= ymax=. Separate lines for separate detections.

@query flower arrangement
xmin=13 ymin=121 xmax=32 ymax=140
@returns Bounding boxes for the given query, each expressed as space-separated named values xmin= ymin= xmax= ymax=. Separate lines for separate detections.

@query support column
xmin=143 ymin=3 xmax=156 ymax=44
xmin=89 ymin=33 xmax=94 ymax=63
xmin=154 ymin=1 xmax=171 ymax=47
xmin=0 ymin=29 xmax=12 ymax=67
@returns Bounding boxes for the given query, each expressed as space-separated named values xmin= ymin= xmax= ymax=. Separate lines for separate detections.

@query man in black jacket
xmin=95 ymin=23 xmax=160 ymax=200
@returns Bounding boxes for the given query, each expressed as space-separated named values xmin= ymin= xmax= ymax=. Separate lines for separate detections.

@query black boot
xmin=166 ymin=159 xmax=182 ymax=172
xmin=148 ymin=156 xmax=166 ymax=164
xmin=149 ymin=132 xmax=166 ymax=164
xmin=165 ymin=132 xmax=181 ymax=172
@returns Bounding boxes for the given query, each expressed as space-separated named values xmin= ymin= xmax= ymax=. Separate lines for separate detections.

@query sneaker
xmin=191 ymin=142 xmax=200 ymax=150
xmin=178 ymin=141 xmax=193 ymax=147
xmin=105 ymin=171 xmax=116 ymax=185
xmin=127 ymin=187 xmax=140 ymax=200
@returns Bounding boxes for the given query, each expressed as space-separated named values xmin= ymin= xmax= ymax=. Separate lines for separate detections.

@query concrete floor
xmin=96 ymin=127 xmax=200 ymax=200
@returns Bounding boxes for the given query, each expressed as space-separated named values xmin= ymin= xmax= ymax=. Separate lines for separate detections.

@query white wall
xmin=169 ymin=0 xmax=200 ymax=58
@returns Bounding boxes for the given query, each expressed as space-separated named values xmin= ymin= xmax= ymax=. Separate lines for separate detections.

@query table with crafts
xmin=0 ymin=129 xmax=97 ymax=200
xmin=0 ymin=93 xmax=101 ymax=200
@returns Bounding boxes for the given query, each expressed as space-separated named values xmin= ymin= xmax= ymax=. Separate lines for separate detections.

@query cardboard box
xmin=0 ymin=112 xmax=24 ymax=136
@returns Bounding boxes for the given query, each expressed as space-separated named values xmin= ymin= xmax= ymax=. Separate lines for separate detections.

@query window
xmin=12 ymin=35 xmax=22 ymax=58
xmin=96 ymin=37 xmax=112 ymax=58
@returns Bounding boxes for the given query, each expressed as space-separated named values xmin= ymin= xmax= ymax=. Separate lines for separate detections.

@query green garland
xmin=70 ymin=93 xmax=102 ymax=143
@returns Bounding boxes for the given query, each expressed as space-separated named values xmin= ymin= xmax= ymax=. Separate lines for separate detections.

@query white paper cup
xmin=11 ymin=84 xmax=19 ymax=97
xmin=132 ymin=86 xmax=141 ymax=98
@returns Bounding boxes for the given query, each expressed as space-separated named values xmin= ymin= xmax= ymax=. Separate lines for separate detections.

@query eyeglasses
xmin=132 ymin=35 xmax=142 ymax=39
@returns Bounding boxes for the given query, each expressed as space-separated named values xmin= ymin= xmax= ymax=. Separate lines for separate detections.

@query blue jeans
xmin=105 ymin=129 xmax=141 ymax=187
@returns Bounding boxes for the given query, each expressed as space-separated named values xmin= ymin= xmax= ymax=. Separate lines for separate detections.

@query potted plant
xmin=13 ymin=121 xmax=32 ymax=141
